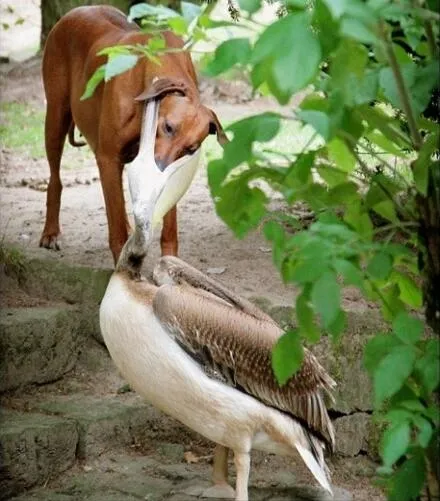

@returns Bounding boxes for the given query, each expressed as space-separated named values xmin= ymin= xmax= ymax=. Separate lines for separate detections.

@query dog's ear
xmin=134 ymin=77 xmax=188 ymax=102
xmin=208 ymin=109 xmax=229 ymax=147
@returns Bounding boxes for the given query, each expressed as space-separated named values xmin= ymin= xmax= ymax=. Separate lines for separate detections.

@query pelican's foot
xmin=182 ymin=483 xmax=235 ymax=498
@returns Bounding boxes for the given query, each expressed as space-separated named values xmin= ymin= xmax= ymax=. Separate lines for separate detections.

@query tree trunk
xmin=40 ymin=0 xmax=193 ymax=48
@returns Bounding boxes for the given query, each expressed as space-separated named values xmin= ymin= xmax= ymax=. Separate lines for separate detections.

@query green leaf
xmin=411 ymin=415 xmax=433 ymax=448
xmin=207 ymin=159 xmax=229 ymax=196
xmin=296 ymin=289 xmax=320 ymax=342
xmin=344 ymin=202 xmax=373 ymax=241
xmin=284 ymin=152 xmax=315 ymax=187
xmin=264 ymin=221 xmax=285 ymax=245
xmin=393 ymin=312 xmax=423 ymax=344
xmin=364 ymin=334 xmax=402 ymax=374
xmin=333 ymin=259 xmax=364 ymax=287
xmin=105 ymin=54 xmax=139 ymax=82
xmin=238 ymin=0 xmax=261 ymax=14
xmin=330 ymin=40 xmax=370 ymax=106
xmin=389 ymin=450 xmax=426 ymax=501
xmin=327 ymin=309 xmax=346 ymax=340
xmin=322 ymin=0 xmax=349 ymax=18
xmin=205 ymin=38 xmax=252 ymax=76
xmin=365 ymin=130 xmax=405 ymax=157
xmin=297 ymin=110 xmax=332 ymax=140
xmin=168 ymin=16 xmax=188 ymax=36
xmin=180 ymin=1 xmax=201 ymax=22
xmin=316 ymin=165 xmax=347 ymax=187
xmin=413 ymin=130 xmax=440 ymax=196
xmin=393 ymin=271 xmax=422 ymax=309
xmin=327 ymin=138 xmax=356 ymax=172
xmin=380 ymin=283 xmax=406 ymax=320
xmin=372 ymin=200 xmax=398 ymax=223
xmin=381 ymin=421 xmax=410 ymax=467
xmin=358 ymin=105 xmax=411 ymax=149
xmin=128 ymin=2 xmax=178 ymax=21
xmin=80 ymin=64 xmax=106 ymax=101
xmin=252 ymin=13 xmax=321 ymax=103
xmin=223 ymin=113 xmax=281 ymax=169
xmin=215 ymin=181 xmax=267 ymax=238
xmin=340 ymin=17 xmax=377 ymax=44
xmin=327 ymin=182 xmax=360 ymax=205
xmin=380 ymin=62 xmax=439 ymax=116
xmin=311 ymin=271 xmax=341 ymax=328
xmin=272 ymin=330 xmax=304 ymax=385
xmin=415 ymin=339 xmax=440 ymax=393
xmin=367 ymin=252 xmax=393 ymax=280
xmin=374 ymin=345 xmax=416 ymax=406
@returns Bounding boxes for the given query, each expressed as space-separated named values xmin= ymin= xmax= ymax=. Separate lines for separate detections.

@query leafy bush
xmin=84 ymin=1 xmax=439 ymax=498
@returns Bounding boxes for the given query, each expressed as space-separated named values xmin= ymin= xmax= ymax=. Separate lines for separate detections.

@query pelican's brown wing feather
xmin=153 ymin=256 xmax=276 ymax=324
xmin=153 ymin=284 xmax=335 ymax=450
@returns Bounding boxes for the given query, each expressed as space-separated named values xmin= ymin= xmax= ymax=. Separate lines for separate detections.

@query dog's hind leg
xmin=39 ymin=98 xmax=71 ymax=250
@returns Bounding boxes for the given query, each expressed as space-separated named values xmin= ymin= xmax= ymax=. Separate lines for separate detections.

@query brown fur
xmin=39 ymin=5 xmax=227 ymax=263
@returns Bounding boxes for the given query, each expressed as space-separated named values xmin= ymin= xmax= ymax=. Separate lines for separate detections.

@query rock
xmin=34 ymin=395 xmax=160 ymax=459
xmin=206 ymin=267 xmax=226 ymax=275
xmin=0 ymin=306 xmax=82 ymax=392
xmin=334 ymin=413 xmax=372 ymax=456
xmin=32 ymin=393 xmax=200 ymax=460
xmin=157 ymin=443 xmax=185 ymax=463
xmin=0 ymin=410 xmax=78 ymax=499
xmin=313 ymin=309 xmax=388 ymax=413
xmin=24 ymin=259 xmax=112 ymax=305
xmin=258 ymin=486 xmax=351 ymax=501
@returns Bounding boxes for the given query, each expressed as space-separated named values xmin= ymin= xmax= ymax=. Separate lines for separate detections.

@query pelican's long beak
xmin=126 ymin=99 xmax=202 ymax=251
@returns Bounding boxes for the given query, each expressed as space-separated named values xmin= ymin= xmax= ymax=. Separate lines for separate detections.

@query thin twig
xmin=424 ymin=20 xmax=439 ymax=59
xmin=351 ymin=146 xmax=417 ymax=220
xmin=378 ymin=21 xmax=423 ymax=150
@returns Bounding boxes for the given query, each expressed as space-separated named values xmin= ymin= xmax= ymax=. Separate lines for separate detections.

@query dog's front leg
xmin=97 ymin=155 xmax=131 ymax=264
xmin=161 ymin=206 xmax=178 ymax=256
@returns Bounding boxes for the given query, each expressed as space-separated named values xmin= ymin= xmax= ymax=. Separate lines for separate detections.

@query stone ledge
xmin=34 ymin=395 xmax=166 ymax=459
xmin=0 ymin=306 xmax=83 ymax=392
xmin=0 ymin=410 xmax=78 ymax=500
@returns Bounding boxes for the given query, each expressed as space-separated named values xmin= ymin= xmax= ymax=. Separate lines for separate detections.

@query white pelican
xmin=100 ymin=97 xmax=336 ymax=501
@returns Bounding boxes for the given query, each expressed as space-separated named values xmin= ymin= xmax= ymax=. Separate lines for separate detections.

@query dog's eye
xmin=164 ymin=121 xmax=175 ymax=136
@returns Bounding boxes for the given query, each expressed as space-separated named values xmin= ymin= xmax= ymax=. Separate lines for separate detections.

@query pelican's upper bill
xmin=125 ymin=99 xmax=202 ymax=229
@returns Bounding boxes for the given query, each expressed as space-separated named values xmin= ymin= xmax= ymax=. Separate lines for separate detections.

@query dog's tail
xmin=68 ymin=121 xmax=86 ymax=147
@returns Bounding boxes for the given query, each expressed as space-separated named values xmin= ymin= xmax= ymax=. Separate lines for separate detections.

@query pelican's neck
xmin=115 ymin=99 xmax=159 ymax=278
xmin=115 ymin=220 xmax=152 ymax=278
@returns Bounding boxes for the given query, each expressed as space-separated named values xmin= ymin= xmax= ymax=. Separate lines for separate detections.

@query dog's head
xmin=135 ymin=77 xmax=228 ymax=170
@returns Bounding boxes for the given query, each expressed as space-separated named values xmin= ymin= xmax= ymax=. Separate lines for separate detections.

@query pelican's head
xmin=116 ymin=99 xmax=201 ymax=275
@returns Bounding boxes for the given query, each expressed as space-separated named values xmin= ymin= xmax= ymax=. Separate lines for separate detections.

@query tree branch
xmin=378 ymin=22 xmax=423 ymax=151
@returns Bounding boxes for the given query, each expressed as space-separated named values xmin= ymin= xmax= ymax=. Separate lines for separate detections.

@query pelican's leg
xmin=184 ymin=445 xmax=235 ymax=499
xmin=234 ymin=451 xmax=251 ymax=501
xmin=201 ymin=445 xmax=235 ymax=498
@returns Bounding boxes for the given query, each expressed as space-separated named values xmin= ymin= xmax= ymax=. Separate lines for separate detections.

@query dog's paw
xmin=39 ymin=234 xmax=61 ymax=251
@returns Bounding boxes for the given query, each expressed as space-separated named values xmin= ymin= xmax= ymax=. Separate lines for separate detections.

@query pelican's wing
xmin=153 ymin=256 xmax=276 ymax=324
xmin=152 ymin=283 xmax=335 ymax=450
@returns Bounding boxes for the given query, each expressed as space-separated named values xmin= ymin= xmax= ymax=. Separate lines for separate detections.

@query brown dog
xmin=40 ymin=5 xmax=227 ymax=264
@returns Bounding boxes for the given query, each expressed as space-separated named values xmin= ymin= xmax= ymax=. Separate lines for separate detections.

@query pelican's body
xmin=101 ymin=271 xmax=326 ymax=460
xmin=99 ymin=98 xmax=336 ymax=500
